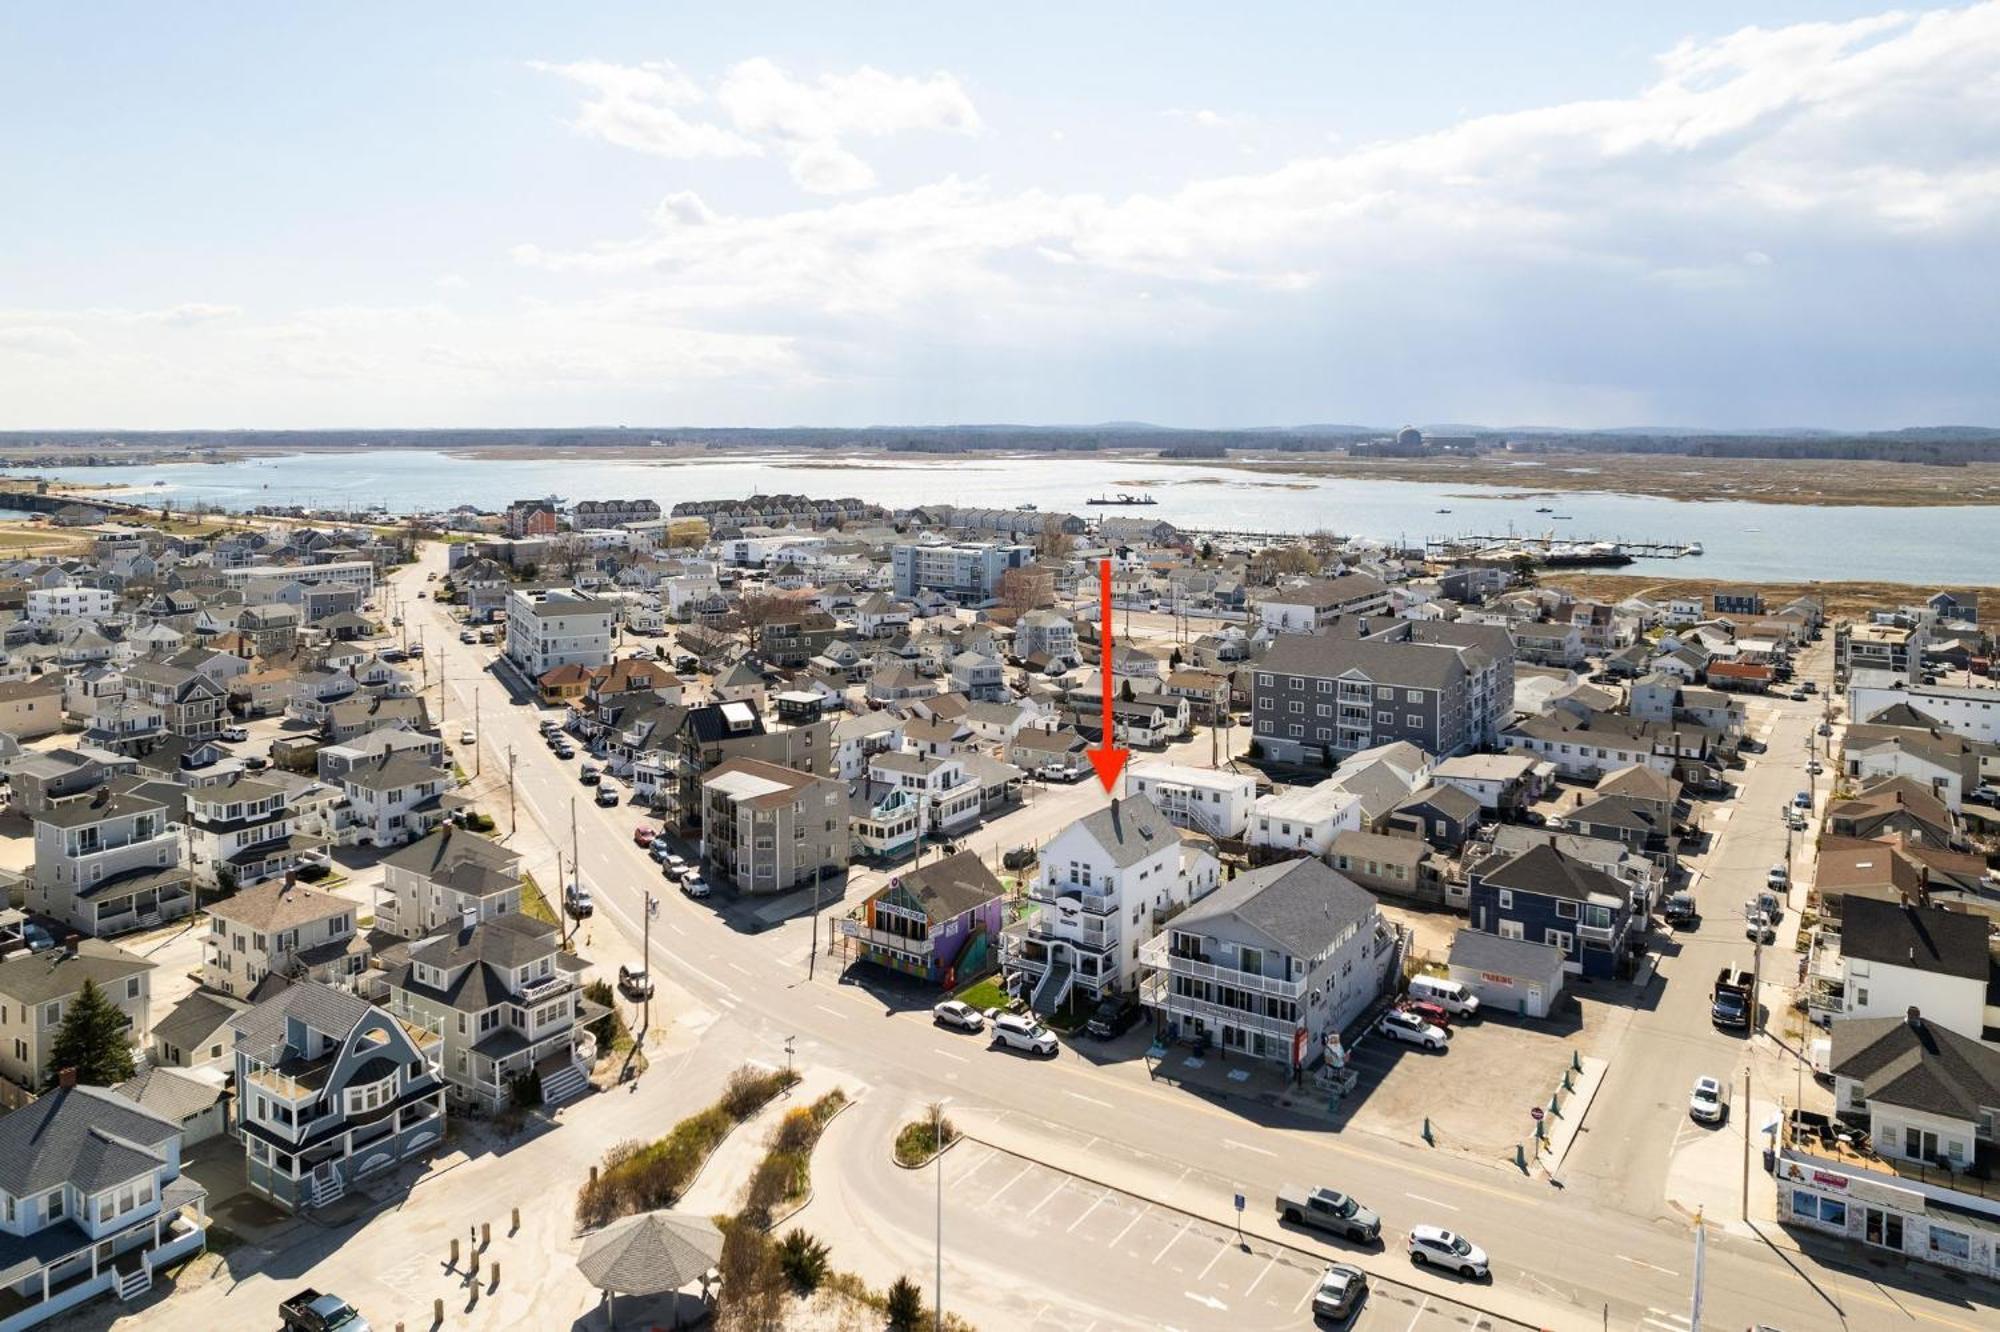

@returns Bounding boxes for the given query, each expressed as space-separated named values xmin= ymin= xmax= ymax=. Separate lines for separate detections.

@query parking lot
xmin=935 ymin=1139 xmax=1520 ymax=1331
xmin=1336 ymin=995 xmax=1618 ymax=1162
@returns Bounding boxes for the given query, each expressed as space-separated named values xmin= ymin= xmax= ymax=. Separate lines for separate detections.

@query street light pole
xmin=934 ymin=1096 xmax=951 ymax=1332
xmin=507 ymin=746 xmax=518 ymax=835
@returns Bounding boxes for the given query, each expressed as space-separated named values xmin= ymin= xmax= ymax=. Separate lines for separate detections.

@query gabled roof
xmin=0 ymin=1084 xmax=177 ymax=1196
xmin=208 ymin=878 xmax=352 ymax=932
xmin=1832 ymin=1014 xmax=2000 ymax=1120
xmin=1176 ymin=857 xmax=1376 ymax=958
xmin=879 ymin=850 xmax=1005 ymax=923
xmin=1067 ymin=794 xmax=1177 ymax=869
xmin=1840 ymin=899 xmax=1991 ymax=981
xmin=1474 ymin=843 xmax=1626 ymax=905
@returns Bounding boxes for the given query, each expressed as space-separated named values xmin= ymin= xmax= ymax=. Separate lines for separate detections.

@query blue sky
xmin=3 ymin=2 xmax=1996 ymax=430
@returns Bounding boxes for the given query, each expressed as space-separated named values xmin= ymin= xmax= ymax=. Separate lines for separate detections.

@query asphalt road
xmin=397 ymin=546 xmax=1994 ymax=1332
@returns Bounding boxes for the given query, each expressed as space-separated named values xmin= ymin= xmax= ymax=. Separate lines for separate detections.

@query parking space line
xmin=1066 ymin=1091 xmax=1113 ymax=1108
xmin=1196 ymin=1238 xmax=1230 ymax=1281
xmin=1066 ymin=1187 xmax=1111 ymax=1233
xmin=1152 ymin=1218 xmax=1194 ymax=1265
xmin=988 ymin=1163 xmax=1034 ymax=1204
xmin=1222 ymin=1137 xmax=1274 ymax=1157
xmin=1109 ymin=1203 xmax=1151 ymax=1249
xmin=1243 ymin=1254 xmax=1278 ymax=1297
xmin=1405 ymin=1192 xmax=1458 ymax=1212
xmin=1404 ymin=1294 xmax=1430 ymax=1331
xmin=1025 ymin=1178 xmax=1069 ymax=1219
xmin=932 ymin=1049 xmax=968 ymax=1063
xmin=811 ymin=1004 xmax=844 ymax=1018
xmin=1292 ymin=1276 xmax=1319 ymax=1313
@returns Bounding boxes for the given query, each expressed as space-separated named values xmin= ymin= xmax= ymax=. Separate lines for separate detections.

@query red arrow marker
xmin=1088 ymin=558 xmax=1130 ymax=793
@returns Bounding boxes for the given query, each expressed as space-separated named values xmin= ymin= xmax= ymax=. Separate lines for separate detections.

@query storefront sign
xmin=1479 ymin=972 xmax=1516 ymax=987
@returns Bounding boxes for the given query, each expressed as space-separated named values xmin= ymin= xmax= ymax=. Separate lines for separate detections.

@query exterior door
xmin=1864 ymin=1207 xmax=1904 ymax=1250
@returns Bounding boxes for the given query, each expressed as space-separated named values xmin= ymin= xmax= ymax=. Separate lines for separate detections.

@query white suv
xmin=989 ymin=1013 xmax=1058 ymax=1057
xmin=1376 ymin=1008 xmax=1447 ymax=1051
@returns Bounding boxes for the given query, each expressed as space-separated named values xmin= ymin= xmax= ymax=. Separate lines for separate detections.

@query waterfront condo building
xmin=890 ymin=542 xmax=1033 ymax=608
xmin=504 ymin=587 xmax=614 ymax=680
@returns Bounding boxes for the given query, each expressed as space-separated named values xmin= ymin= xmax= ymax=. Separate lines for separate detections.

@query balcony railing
xmin=1137 ymin=935 xmax=1303 ymax=998
xmin=1579 ymin=921 xmax=1617 ymax=943
xmin=839 ymin=920 xmax=936 ymax=956
xmin=1139 ymin=974 xmax=1297 ymax=1040
xmin=1781 ymin=1115 xmax=2000 ymax=1201
xmin=1028 ymin=883 xmax=1116 ymax=915
xmin=517 ymin=973 xmax=569 ymax=1005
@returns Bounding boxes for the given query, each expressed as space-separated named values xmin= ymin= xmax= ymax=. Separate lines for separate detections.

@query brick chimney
xmin=57 ymin=1066 xmax=76 ymax=1090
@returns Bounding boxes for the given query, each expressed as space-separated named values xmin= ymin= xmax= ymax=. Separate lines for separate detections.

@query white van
xmin=1409 ymin=975 xmax=1480 ymax=1018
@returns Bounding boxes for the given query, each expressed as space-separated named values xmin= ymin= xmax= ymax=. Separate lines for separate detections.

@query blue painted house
xmin=1466 ymin=843 xmax=1637 ymax=980
xmin=839 ymin=850 xmax=1006 ymax=987
xmin=228 ymin=981 xmax=448 ymax=1212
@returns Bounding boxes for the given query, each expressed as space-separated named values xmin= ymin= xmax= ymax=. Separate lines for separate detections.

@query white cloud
xmin=534 ymin=55 xmax=980 ymax=194
xmin=131 ymin=303 xmax=241 ymax=326
xmin=529 ymin=59 xmax=761 ymax=160
xmin=0 ymin=326 xmax=86 ymax=358
xmin=1165 ymin=108 xmax=1254 ymax=129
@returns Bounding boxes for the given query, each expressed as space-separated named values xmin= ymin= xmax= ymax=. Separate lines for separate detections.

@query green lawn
xmin=520 ymin=870 xmax=558 ymax=926
xmin=953 ymin=975 xmax=1012 ymax=1012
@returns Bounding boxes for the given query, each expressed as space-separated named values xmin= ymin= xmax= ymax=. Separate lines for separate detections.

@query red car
xmin=633 ymin=826 xmax=657 ymax=848
xmin=1400 ymin=999 xmax=1452 ymax=1031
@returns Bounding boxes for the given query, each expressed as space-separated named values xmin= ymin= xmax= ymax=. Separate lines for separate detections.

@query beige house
xmin=0 ymin=941 xmax=155 ymax=1099
xmin=203 ymin=878 xmax=365 ymax=998
xmin=0 ymin=675 xmax=63 ymax=740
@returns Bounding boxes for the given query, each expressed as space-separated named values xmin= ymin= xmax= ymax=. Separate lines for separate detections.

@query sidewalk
xmin=675 ymin=1065 xmax=852 ymax=1218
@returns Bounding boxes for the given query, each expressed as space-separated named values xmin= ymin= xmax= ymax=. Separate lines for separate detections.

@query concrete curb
xmin=890 ymin=1122 xmax=966 ymax=1171
xmin=958 ymin=1129 xmax=1553 ymax=1332
xmin=762 ymin=1091 xmax=859 ymax=1232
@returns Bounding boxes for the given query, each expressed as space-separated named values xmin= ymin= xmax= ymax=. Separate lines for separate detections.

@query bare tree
xmin=729 ymin=592 xmax=790 ymax=655
xmin=1035 ymin=514 xmax=1075 ymax=561
xmin=996 ymin=564 xmax=1051 ymax=615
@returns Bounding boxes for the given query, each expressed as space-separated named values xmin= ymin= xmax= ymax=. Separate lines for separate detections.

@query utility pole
xmin=506 ymin=746 xmax=518 ymax=835
xmin=436 ymin=637 xmax=445 ymax=726
xmin=473 ymin=688 xmax=482 ymax=778
xmin=1740 ymin=1068 xmax=1753 ymax=1222
xmin=642 ymin=892 xmax=657 ymax=1031
xmin=934 ymin=1097 xmax=951 ymax=1332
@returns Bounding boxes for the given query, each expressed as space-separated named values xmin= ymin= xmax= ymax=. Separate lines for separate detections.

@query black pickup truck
xmin=279 ymin=1289 xmax=370 ymax=1332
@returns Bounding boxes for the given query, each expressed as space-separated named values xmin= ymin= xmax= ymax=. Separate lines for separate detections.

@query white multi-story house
xmin=1805 ymin=898 xmax=1994 ymax=1037
xmin=1255 ymin=573 xmax=1391 ymax=632
xmin=29 ymin=789 xmax=192 ymax=937
xmin=1124 ymin=762 xmax=1258 ymax=840
xmin=832 ymin=711 xmax=905 ymax=781
xmin=1249 ymin=782 xmax=1365 ymax=858
xmin=1004 ymin=794 xmax=1220 ymax=1014
xmin=849 ymin=752 xmax=984 ymax=861
xmin=383 ymin=912 xmax=592 ymax=1111
xmin=203 ymin=879 xmax=364 ymax=998
xmin=118 ymin=661 xmax=226 ymax=740
xmin=336 ymin=752 xmax=450 ymax=848
xmin=1139 ymin=857 xmax=1397 ymax=1066
xmin=25 ymin=585 xmax=116 ymax=625
xmin=504 ymin=587 xmax=614 ymax=680
xmin=0 ymin=1079 xmax=208 ymax=1326
xmin=1013 ymin=610 xmax=1078 ymax=666
xmin=374 ymin=825 xmax=524 ymax=940
xmin=949 ymin=650 xmax=1007 ymax=702
xmin=229 ymin=982 xmax=445 ymax=1212
xmin=0 ymin=941 xmax=154 ymax=1096
xmin=185 ymin=773 xmax=327 ymax=892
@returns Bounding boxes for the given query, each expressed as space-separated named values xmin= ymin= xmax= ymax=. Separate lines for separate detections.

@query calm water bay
xmin=6 ymin=449 xmax=1995 ymax=586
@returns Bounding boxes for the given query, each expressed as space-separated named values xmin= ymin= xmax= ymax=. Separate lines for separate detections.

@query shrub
xmin=774 ymin=1228 xmax=830 ymax=1294
xmin=884 ymin=1276 xmax=924 ymax=1331
xmin=893 ymin=1111 xmax=958 ymax=1167
xmin=722 ymin=1065 xmax=798 ymax=1120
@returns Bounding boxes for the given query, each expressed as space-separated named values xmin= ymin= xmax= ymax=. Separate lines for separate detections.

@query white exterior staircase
xmin=540 ymin=1059 xmax=590 ymax=1107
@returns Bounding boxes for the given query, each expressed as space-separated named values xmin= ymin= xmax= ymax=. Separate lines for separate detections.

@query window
xmin=1406 ymin=690 xmax=1422 ymax=702
xmin=1555 ymin=901 xmax=1578 ymax=920
xmin=1790 ymin=1191 xmax=1846 ymax=1228
xmin=1545 ymin=929 xmax=1574 ymax=953
xmin=1929 ymin=1225 xmax=1970 ymax=1261
xmin=1498 ymin=920 xmax=1525 ymax=941
xmin=125 ymin=977 xmax=141 ymax=1001
xmin=346 ymin=1074 xmax=397 ymax=1115
xmin=1405 ymin=715 xmax=1422 ymax=729
xmin=1496 ymin=889 xmax=1513 ymax=910
xmin=1376 ymin=711 xmax=1392 ymax=724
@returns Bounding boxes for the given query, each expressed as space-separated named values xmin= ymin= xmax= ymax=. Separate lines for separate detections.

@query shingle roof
xmin=1832 ymin=1014 xmax=2000 ymax=1120
xmin=1175 ymin=857 xmax=1377 ymax=958
xmin=1840 ymin=899 xmax=1991 ymax=981
xmin=152 ymin=990 xmax=247 ymax=1055
xmin=1072 ymin=794 xmax=1178 ymax=869
xmin=115 ymin=1064 xmax=226 ymax=1124
xmin=0 ymin=941 xmax=154 ymax=1005
xmin=208 ymin=878 xmax=351 ymax=932
xmin=0 ymin=1084 xmax=176 ymax=1196
xmin=1475 ymin=843 xmax=1627 ymax=905
xmin=228 ymin=980 xmax=373 ymax=1061
xmin=884 ymin=851 xmax=1005 ymax=923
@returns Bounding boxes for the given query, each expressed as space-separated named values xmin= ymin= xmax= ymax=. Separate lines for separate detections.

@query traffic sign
xmin=1530 ymin=1106 xmax=1546 ymax=1121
